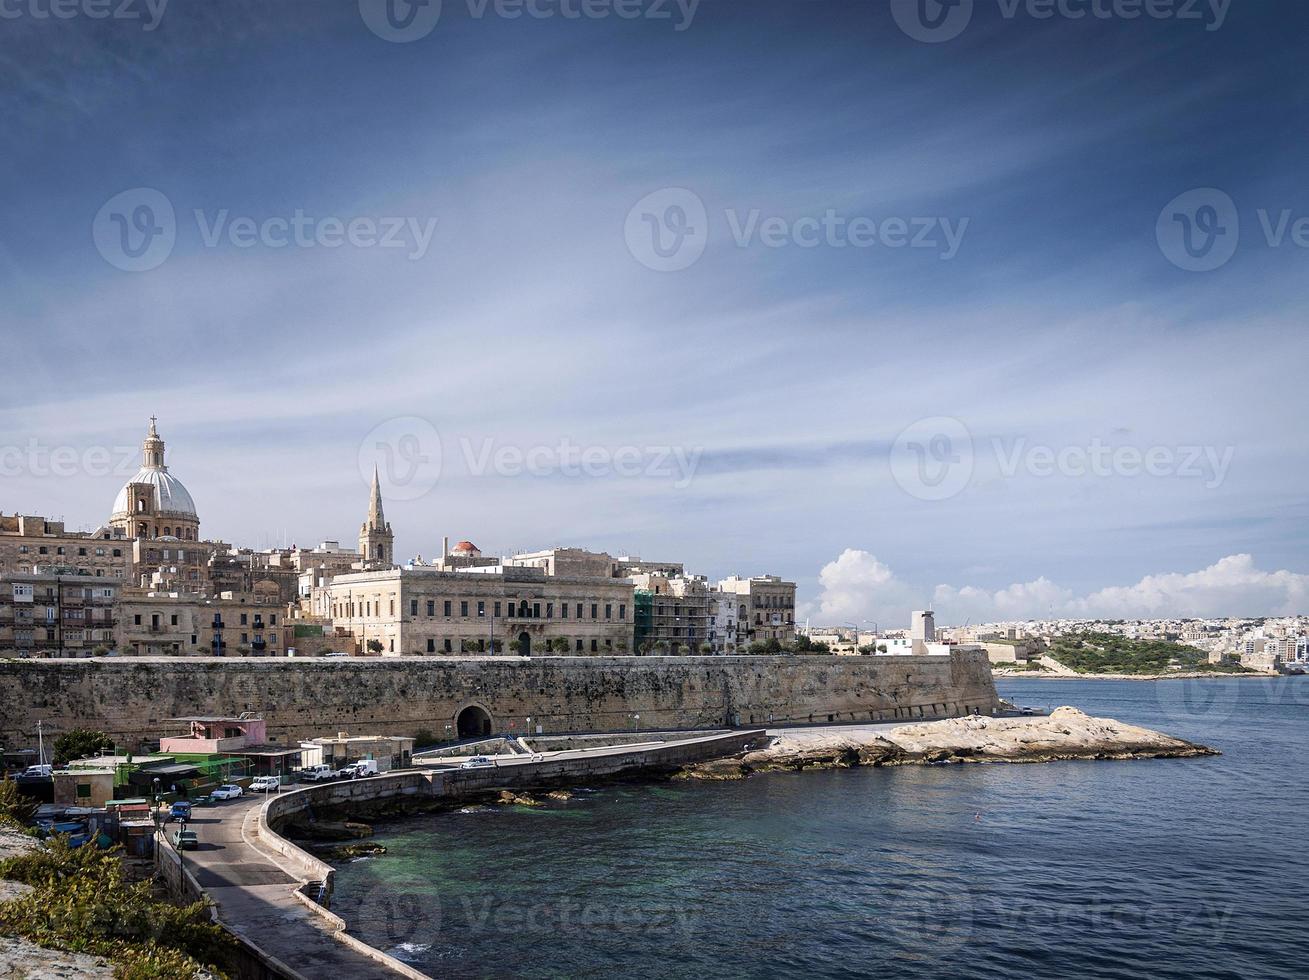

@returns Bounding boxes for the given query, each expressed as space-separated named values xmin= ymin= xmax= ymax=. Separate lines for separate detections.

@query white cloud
xmin=806 ymin=550 xmax=1309 ymax=626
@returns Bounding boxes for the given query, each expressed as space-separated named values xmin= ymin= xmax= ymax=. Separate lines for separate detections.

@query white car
xmin=211 ymin=784 xmax=244 ymax=800
xmin=458 ymin=756 xmax=496 ymax=770
xmin=341 ymin=760 xmax=379 ymax=779
xmin=249 ymin=776 xmax=281 ymax=792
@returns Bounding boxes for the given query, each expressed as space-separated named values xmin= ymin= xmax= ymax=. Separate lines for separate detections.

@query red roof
xmin=453 ymin=540 xmax=478 ymax=552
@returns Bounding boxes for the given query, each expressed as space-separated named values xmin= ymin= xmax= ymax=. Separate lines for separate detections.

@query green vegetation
xmin=0 ymin=780 xmax=38 ymax=827
xmin=0 ymin=837 xmax=236 ymax=979
xmin=1048 ymin=633 xmax=1253 ymax=676
xmin=52 ymin=728 xmax=110 ymax=765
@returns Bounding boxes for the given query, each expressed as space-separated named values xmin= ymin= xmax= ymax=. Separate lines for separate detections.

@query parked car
xmin=341 ymin=760 xmax=379 ymax=779
xmin=19 ymin=764 xmax=53 ymax=778
xmin=167 ymin=801 xmax=193 ymax=823
xmin=459 ymin=756 xmax=496 ymax=770
xmin=300 ymin=764 xmax=342 ymax=782
xmin=211 ymin=784 xmax=244 ymax=800
xmin=249 ymin=776 xmax=281 ymax=792
xmin=172 ymin=830 xmax=199 ymax=850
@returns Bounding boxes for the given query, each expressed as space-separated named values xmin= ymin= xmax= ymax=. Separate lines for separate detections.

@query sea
xmin=330 ymin=677 xmax=1308 ymax=979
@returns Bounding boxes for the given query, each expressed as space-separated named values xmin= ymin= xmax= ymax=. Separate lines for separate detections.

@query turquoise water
xmin=331 ymin=678 xmax=1308 ymax=978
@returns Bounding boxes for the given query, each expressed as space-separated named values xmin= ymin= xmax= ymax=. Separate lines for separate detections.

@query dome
xmin=112 ymin=466 xmax=197 ymax=518
xmin=453 ymin=540 xmax=479 ymax=553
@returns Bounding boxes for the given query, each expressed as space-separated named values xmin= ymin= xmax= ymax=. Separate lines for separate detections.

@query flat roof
xmin=167 ymin=716 xmax=263 ymax=723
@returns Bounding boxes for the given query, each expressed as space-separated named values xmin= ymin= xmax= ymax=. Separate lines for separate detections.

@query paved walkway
xmin=170 ymin=796 xmax=401 ymax=979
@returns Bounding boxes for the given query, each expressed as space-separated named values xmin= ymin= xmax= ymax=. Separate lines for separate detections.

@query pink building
xmin=160 ymin=717 xmax=268 ymax=754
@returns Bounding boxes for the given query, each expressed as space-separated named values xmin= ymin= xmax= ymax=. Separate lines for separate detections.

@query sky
xmin=1 ymin=0 xmax=1307 ymax=625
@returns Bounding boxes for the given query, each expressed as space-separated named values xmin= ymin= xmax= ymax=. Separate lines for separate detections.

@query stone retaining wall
xmin=0 ymin=651 xmax=1000 ymax=748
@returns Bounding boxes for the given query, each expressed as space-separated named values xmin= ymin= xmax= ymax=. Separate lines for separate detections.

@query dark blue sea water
xmin=331 ymin=678 xmax=1309 ymax=979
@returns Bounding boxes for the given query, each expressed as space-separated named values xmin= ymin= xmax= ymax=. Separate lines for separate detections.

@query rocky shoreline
xmin=676 ymin=707 xmax=1219 ymax=780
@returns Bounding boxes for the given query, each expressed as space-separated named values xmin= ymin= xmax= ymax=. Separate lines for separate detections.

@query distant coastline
xmin=993 ymin=669 xmax=1284 ymax=682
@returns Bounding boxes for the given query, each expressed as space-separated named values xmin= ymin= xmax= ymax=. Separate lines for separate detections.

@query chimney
xmin=442 ymin=536 xmax=449 ymax=559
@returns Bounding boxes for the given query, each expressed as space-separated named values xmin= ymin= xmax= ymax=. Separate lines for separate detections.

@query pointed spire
xmin=368 ymin=465 xmax=386 ymax=526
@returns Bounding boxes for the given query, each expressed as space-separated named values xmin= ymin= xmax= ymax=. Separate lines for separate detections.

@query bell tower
xmin=359 ymin=466 xmax=394 ymax=569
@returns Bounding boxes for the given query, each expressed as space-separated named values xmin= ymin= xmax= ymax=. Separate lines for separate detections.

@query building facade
xmin=0 ymin=573 xmax=121 ymax=657
xmin=115 ymin=588 xmax=289 ymax=657
xmin=323 ymin=565 xmax=635 ymax=656
xmin=718 ymin=575 xmax=797 ymax=646
xmin=0 ymin=514 xmax=130 ymax=580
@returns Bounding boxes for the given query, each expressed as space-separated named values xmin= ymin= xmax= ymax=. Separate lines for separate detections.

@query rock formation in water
xmin=679 ymin=707 xmax=1219 ymax=780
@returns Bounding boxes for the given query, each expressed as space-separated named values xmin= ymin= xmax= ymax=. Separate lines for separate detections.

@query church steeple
xmin=359 ymin=466 xmax=394 ymax=569
xmin=367 ymin=465 xmax=385 ymax=527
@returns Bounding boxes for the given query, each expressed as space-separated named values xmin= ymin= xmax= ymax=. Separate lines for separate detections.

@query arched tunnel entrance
xmin=457 ymin=705 xmax=493 ymax=739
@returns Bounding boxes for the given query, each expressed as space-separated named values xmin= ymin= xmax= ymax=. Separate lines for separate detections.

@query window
xmin=170 ymin=614 xmax=178 ymax=626
xmin=605 ymin=603 xmax=612 ymax=619
xmin=576 ymin=603 xmax=583 ymax=619
xmin=444 ymin=600 xmax=452 ymax=617
xmin=619 ymin=603 xmax=626 ymax=620
xmin=270 ymin=614 xmax=277 ymax=625
xmin=494 ymin=601 xmax=501 ymax=618
xmin=460 ymin=601 xmax=469 ymax=617
xmin=443 ymin=639 xmax=452 ymax=653
xmin=134 ymin=614 xmax=141 ymax=626
xmin=591 ymin=604 xmax=598 ymax=620
xmin=240 ymin=613 xmax=248 ymax=625
xmin=410 ymin=599 xmax=418 ymax=616
xmin=76 ymin=783 xmax=92 ymax=799
xmin=427 ymin=639 xmax=435 ymax=653
xmin=113 ymin=549 xmax=122 ymax=557
xmin=477 ymin=601 xmax=485 ymax=618
xmin=38 ymin=547 xmax=47 ymax=555
xmin=427 ymin=600 xmax=435 ymax=616
xmin=533 ymin=602 xmax=540 ymax=618
xmin=78 ymin=547 xmax=87 ymax=556
xmin=591 ymin=639 xmax=598 ymax=652
xmin=546 ymin=602 xmax=553 ymax=619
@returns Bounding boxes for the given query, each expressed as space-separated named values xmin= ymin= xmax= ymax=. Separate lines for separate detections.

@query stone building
xmin=322 ymin=564 xmax=634 ymax=656
xmin=0 ymin=513 xmax=130 ymax=580
xmin=718 ymin=574 xmax=797 ymax=646
xmin=629 ymin=572 xmax=714 ymax=654
xmin=0 ymin=573 xmax=121 ymax=657
xmin=115 ymin=588 xmax=289 ymax=657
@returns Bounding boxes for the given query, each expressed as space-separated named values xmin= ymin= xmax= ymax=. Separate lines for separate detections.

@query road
xmin=168 ymin=794 xmax=402 ymax=979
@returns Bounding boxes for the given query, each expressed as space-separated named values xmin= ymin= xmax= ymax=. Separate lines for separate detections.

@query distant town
xmin=4 ymin=420 xmax=1304 ymax=676
xmin=1 ymin=419 xmax=797 ymax=659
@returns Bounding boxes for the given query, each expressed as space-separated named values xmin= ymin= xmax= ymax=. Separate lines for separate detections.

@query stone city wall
xmin=0 ymin=651 xmax=1000 ymax=749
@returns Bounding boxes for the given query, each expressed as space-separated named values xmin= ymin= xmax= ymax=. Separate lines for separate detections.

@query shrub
xmin=0 ymin=836 xmax=236 ymax=979
xmin=0 ymin=779 xmax=38 ymax=827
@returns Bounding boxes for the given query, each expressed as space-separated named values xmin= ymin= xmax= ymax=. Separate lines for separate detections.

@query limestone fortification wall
xmin=0 ymin=652 xmax=1000 ymax=748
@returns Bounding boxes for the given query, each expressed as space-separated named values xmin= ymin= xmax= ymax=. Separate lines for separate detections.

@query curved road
xmin=168 ymin=794 xmax=404 ymax=979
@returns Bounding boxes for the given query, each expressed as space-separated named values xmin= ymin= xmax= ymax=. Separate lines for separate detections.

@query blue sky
xmin=2 ymin=0 xmax=1307 ymax=622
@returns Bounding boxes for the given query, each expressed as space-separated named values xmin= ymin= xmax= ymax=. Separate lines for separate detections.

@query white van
xmin=342 ymin=760 xmax=379 ymax=779
xmin=250 ymin=776 xmax=281 ymax=792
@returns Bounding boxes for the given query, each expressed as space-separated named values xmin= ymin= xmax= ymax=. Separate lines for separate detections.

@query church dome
xmin=110 ymin=418 xmax=198 ymax=519
xmin=111 ymin=468 xmax=197 ymax=517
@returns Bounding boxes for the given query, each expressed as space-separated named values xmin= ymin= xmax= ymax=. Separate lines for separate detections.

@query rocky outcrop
xmin=678 ymin=707 xmax=1218 ymax=779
